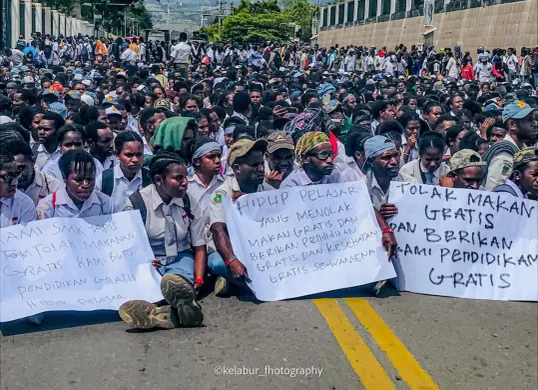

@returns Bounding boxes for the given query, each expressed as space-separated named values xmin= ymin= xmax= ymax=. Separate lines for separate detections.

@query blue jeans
xmin=533 ymin=73 xmax=538 ymax=88
xmin=207 ymin=251 xmax=245 ymax=287
xmin=157 ymin=252 xmax=195 ymax=284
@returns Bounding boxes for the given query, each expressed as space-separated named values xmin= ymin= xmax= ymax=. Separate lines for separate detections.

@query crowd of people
xmin=1 ymin=31 xmax=537 ymax=331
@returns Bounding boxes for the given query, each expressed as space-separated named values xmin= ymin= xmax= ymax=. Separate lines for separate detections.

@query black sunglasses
xmin=0 ymin=171 xmax=22 ymax=185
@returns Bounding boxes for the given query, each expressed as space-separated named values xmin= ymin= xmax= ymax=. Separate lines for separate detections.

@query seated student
xmin=492 ymin=147 xmax=538 ymax=200
xmin=0 ymin=149 xmax=36 ymax=228
xmin=96 ymin=131 xmax=151 ymax=212
xmin=341 ymin=129 xmax=371 ymax=182
xmin=36 ymin=149 xmax=113 ymax=219
xmin=264 ymin=131 xmax=295 ymax=189
xmin=445 ymin=124 xmax=469 ymax=156
xmin=41 ymin=124 xmax=105 ymax=179
xmin=363 ymin=136 xmax=417 ymax=219
xmin=33 ymin=111 xmax=65 ymax=170
xmin=398 ymin=111 xmax=421 ymax=163
xmin=399 ymin=132 xmax=450 ymax=186
xmin=440 ymin=150 xmax=486 ymax=190
xmin=209 ymin=138 xmax=275 ymax=296
xmin=7 ymin=139 xmax=62 ymax=205
xmin=119 ymin=150 xmax=206 ymax=330
xmin=280 ymin=131 xmax=343 ymax=188
xmin=188 ymin=137 xmax=224 ymax=210
xmin=85 ymin=121 xmax=116 ymax=173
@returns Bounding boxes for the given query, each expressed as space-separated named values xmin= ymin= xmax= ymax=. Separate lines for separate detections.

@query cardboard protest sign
xmin=223 ymin=181 xmax=396 ymax=301
xmin=0 ymin=211 xmax=163 ymax=322
xmin=389 ymin=182 xmax=538 ymax=301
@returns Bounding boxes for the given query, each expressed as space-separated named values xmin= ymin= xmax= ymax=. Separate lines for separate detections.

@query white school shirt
xmin=280 ymin=168 xmax=344 ymax=188
xmin=124 ymin=184 xmax=206 ymax=261
xmin=41 ymin=156 xmax=105 ymax=180
xmin=94 ymin=155 xmax=116 ymax=173
xmin=399 ymin=159 xmax=450 ymax=186
xmin=34 ymin=145 xmax=62 ymax=171
xmin=36 ymin=186 xmax=112 ymax=219
xmin=95 ymin=165 xmax=145 ymax=213
xmin=187 ymin=173 xmax=226 ymax=252
xmin=0 ymin=191 xmax=36 ymax=228
xmin=22 ymin=171 xmax=63 ymax=206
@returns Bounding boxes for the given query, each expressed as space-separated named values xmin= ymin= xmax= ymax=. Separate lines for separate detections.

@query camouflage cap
xmin=449 ymin=149 xmax=486 ymax=173
xmin=227 ymin=138 xmax=268 ymax=166
xmin=513 ymin=147 xmax=538 ymax=170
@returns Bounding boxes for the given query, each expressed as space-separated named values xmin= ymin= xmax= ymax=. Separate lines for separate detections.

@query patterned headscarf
xmin=295 ymin=132 xmax=330 ymax=167
xmin=283 ymin=107 xmax=336 ymax=138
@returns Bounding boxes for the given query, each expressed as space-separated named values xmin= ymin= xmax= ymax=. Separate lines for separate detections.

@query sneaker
xmin=160 ymin=274 xmax=204 ymax=327
xmin=119 ymin=300 xmax=179 ymax=329
xmin=214 ymin=276 xmax=229 ymax=297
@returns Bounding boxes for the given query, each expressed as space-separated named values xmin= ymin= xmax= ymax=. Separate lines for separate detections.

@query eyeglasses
xmin=308 ymin=150 xmax=334 ymax=161
xmin=0 ymin=171 xmax=22 ymax=184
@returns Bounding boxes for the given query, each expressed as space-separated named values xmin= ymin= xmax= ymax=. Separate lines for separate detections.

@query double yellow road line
xmin=315 ymin=298 xmax=439 ymax=390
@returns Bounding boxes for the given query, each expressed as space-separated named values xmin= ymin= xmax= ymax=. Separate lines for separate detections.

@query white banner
xmin=223 ymin=181 xmax=396 ymax=301
xmin=0 ymin=211 xmax=163 ymax=322
xmin=389 ymin=182 xmax=538 ymax=301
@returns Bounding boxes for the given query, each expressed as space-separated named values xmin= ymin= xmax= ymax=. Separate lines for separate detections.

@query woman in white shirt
xmin=96 ymin=131 xmax=151 ymax=212
xmin=41 ymin=124 xmax=104 ymax=179
xmin=399 ymin=132 xmax=450 ymax=186
xmin=37 ymin=149 xmax=112 ymax=219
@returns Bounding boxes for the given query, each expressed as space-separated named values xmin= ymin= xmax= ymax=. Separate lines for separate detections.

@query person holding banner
xmin=493 ymin=147 xmax=538 ymax=199
xmin=0 ymin=149 xmax=36 ymax=228
xmin=120 ymin=150 xmax=206 ymax=330
xmin=209 ymin=138 xmax=275 ymax=296
xmin=36 ymin=149 xmax=113 ymax=219
xmin=363 ymin=135 xmax=416 ymax=217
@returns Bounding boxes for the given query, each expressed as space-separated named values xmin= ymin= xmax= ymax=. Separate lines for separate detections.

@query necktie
xmin=424 ymin=172 xmax=434 ymax=185
xmin=163 ymin=204 xmax=178 ymax=259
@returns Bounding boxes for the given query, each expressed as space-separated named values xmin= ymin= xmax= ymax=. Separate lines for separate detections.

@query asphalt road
xmin=1 ymin=285 xmax=537 ymax=390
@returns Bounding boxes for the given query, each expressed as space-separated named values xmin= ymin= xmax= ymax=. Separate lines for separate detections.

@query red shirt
xmin=461 ymin=65 xmax=475 ymax=81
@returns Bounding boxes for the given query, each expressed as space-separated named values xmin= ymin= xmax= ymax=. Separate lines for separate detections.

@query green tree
xmin=220 ymin=11 xmax=293 ymax=43
xmin=281 ymin=0 xmax=317 ymax=41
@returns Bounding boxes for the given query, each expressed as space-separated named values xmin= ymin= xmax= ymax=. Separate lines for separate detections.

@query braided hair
xmin=149 ymin=150 xmax=185 ymax=181
xmin=58 ymin=149 xmax=96 ymax=181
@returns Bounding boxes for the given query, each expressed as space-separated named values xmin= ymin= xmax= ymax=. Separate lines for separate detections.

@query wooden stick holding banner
xmin=223 ymin=181 xmax=396 ymax=301
xmin=388 ymin=182 xmax=538 ymax=301
xmin=0 ymin=210 xmax=163 ymax=322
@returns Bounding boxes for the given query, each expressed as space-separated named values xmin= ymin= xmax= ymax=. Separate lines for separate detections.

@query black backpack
xmin=129 ymin=191 xmax=194 ymax=225
xmin=101 ymin=167 xmax=152 ymax=197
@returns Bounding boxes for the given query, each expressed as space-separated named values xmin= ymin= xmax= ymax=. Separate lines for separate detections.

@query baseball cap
xmin=81 ymin=94 xmax=94 ymax=106
xmin=322 ymin=100 xmax=342 ymax=115
xmin=73 ymin=73 xmax=84 ymax=81
xmin=154 ymin=98 xmax=173 ymax=111
xmin=502 ymin=100 xmax=535 ymax=122
xmin=42 ymin=87 xmax=59 ymax=97
xmin=49 ymin=102 xmax=68 ymax=119
xmin=449 ymin=150 xmax=486 ymax=173
xmin=64 ymin=90 xmax=81 ymax=100
xmin=22 ymin=76 xmax=35 ymax=84
xmin=102 ymin=96 xmax=119 ymax=107
xmin=105 ymin=105 xmax=122 ymax=116
xmin=266 ymin=131 xmax=294 ymax=153
xmin=512 ymin=147 xmax=538 ymax=170
xmin=227 ymin=138 xmax=268 ymax=166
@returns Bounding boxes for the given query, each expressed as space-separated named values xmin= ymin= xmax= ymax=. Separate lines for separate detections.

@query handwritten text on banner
xmin=0 ymin=211 xmax=164 ymax=322
xmin=389 ymin=182 xmax=538 ymax=301
xmin=223 ymin=181 xmax=396 ymax=301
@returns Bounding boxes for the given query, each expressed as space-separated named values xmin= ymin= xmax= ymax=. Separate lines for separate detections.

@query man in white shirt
xmin=506 ymin=47 xmax=519 ymax=83
xmin=169 ymin=32 xmax=192 ymax=78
